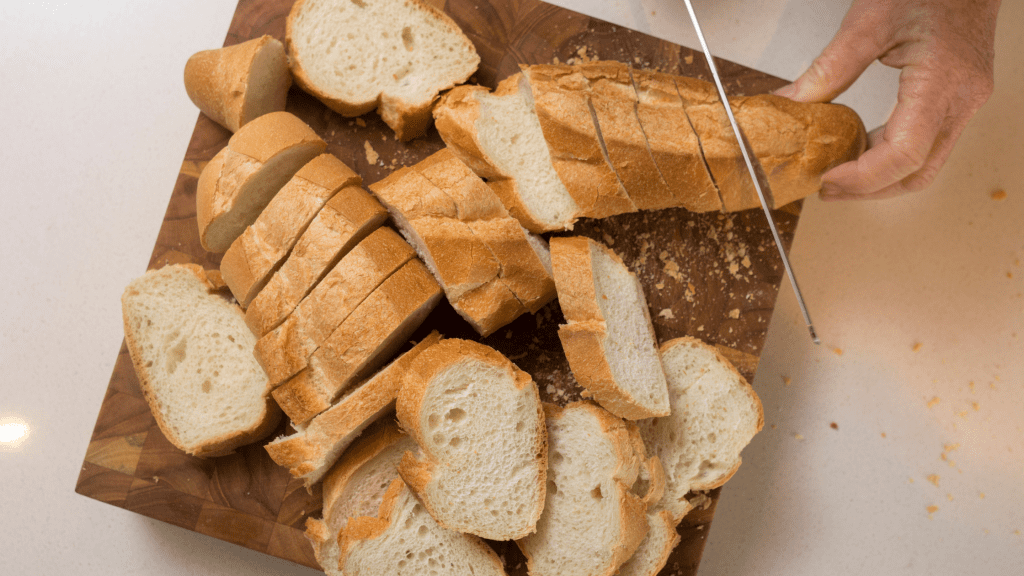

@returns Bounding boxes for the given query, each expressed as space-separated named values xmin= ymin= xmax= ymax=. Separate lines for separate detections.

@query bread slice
xmin=285 ymin=0 xmax=480 ymax=140
xmin=550 ymin=237 xmax=670 ymax=420
xmin=184 ymin=35 xmax=292 ymax=133
xmin=521 ymin=64 xmax=637 ymax=219
xmin=120 ymin=264 xmax=280 ymax=457
xmin=616 ymin=509 xmax=682 ymax=576
xmin=630 ymin=69 xmax=722 ymax=213
xmin=338 ymin=479 xmax=508 ymax=576
xmin=434 ymin=77 xmax=580 ymax=233
xmin=517 ymin=402 xmax=652 ymax=576
xmin=266 ymin=332 xmax=441 ymax=486
xmin=304 ymin=419 xmax=418 ymax=575
xmin=637 ymin=337 xmax=764 ymax=522
xmin=274 ymin=259 xmax=443 ymax=425
xmin=219 ymin=153 xmax=361 ymax=306
xmin=577 ymin=61 xmax=677 ymax=211
xmin=396 ymin=338 xmax=546 ymax=541
xmin=244 ymin=185 xmax=388 ymax=337
xmin=196 ymin=112 xmax=327 ymax=252
xmin=253 ymin=226 xmax=416 ymax=387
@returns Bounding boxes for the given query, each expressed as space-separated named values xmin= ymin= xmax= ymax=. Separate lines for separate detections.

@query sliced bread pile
xmin=396 ymin=338 xmax=547 ymax=541
xmin=517 ymin=401 xmax=663 ymax=576
xmin=550 ymin=236 xmax=670 ymax=420
xmin=369 ymin=147 xmax=556 ymax=337
xmin=120 ymin=264 xmax=281 ymax=457
xmin=435 ymin=61 xmax=867 ymax=231
xmin=305 ymin=420 xmax=507 ymax=576
xmin=285 ymin=0 xmax=480 ymax=141
xmin=184 ymin=35 xmax=292 ymax=133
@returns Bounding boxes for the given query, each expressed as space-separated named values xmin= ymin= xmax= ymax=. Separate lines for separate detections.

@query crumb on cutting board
xmin=363 ymin=140 xmax=379 ymax=164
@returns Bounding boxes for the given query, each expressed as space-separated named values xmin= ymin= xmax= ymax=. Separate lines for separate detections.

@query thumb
xmin=775 ymin=10 xmax=887 ymax=102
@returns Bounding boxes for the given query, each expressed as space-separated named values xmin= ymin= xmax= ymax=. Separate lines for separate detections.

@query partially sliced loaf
xmin=637 ymin=337 xmax=764 ymax=522
xmin=120 ymin=264 xmax=280 ymax=457
xmin=184 ymin=35 xmax=292 ymax=133
xmin=466 ymin=218 xmax=555 ymax=313
xmin=286 ymin=0 xmax=480 ymax=140
xmin=630 ymin=69 xmax=722 ymax=213
xmin=338 ymin=479 xmax=508 ymax=576
xmin=253 ymin=227 xmax=416 ymax=387
xmin=274 ymin=259 xmax=443 ymax=425
xmin=521 ymin=64 xmax=637 ymax=219
xmin=244 ymin=184 xmax=388 ymax=337
xmin=517 ymin=402 xmax=651 ymax=576
xmin=434 ymin=77 xmax=580 ymax=233
xmin=266 ymin=332 xmax=441 ymax=486
xmin=396 ymin=338 xmax=547 ymax=541
xmin=578 ymin=61 xmax=676 ymax=211
xmin=220 ymin=153 xmax=361 ymax=306
xmin=305 ymin=419 xmax=417 ymax=575
xmin=196 ymin=112 xmax=327 ymax=252
xmin=551 ymin=237 xmax=670 ymax=420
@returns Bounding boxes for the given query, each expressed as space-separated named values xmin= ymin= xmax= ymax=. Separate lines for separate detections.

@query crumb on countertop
xmin=991 ymin=189 xmax=1007 ymax=200
xmin=830 ymin=422 xmax=838 ymax=430
xmin=927 ymin=505 xmax=939 ymax=517
xmin=832 ymin=346 xmax=844 ymax=356
xmin=782 ymin=376 xmax=792 ymax=386
xmin=927 ymin=396 xmax=941 ymax=409
xmin=927 ymin=474 xmax=940 ymax=487
xmin=794 ymin=433 xmax=804 ymax=440
xmin=913 ymin=342 xmax=923 ymax=352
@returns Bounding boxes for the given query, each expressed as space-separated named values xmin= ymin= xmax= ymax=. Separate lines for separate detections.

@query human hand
xmin=773 ymin=0 xmax=1001 ymax=200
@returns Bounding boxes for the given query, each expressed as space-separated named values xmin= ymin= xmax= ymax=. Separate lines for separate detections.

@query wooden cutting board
xmin=76 ymin=0 xmax=798 ymax=573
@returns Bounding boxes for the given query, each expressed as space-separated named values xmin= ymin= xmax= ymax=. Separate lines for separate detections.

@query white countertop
xmin=2 ymin=0 xmax=1021 ymax=574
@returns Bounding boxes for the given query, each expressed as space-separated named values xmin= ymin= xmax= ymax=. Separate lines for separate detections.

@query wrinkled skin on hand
xmin=774 ymin=0 xmax=1001 ymax=200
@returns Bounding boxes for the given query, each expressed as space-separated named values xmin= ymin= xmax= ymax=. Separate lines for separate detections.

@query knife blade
xmin=682 ymin=0 xmax=821 ymax=345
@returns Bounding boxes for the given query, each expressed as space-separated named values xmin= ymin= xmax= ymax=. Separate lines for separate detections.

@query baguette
xmin=219 ymin=153 xmax=361 ymax=306
xmin=396 ymin=339 xmax=547 ymax=541
xmin=183 ymin=35 xmax=292 ymax=133
xmin=551 ymin=237 xmax=670 ymax=420
xmin=630 ymin=69 xmax=722 ymax=212
xmin=578 ymin=61 xmax=677 ymax=211
xmin=196 ymin=112 xmax=326 ymax=252
xmin=434 ymin=77 xmax=580 ymax=232
xmin=517 ymin=402 xmax=656 ymax=576
xmin=244 ymin=185 xmax=388 ymax=337
xmin=304 ymin=419 xmax=417 ymax=575
xmin=253 ymin=226 xmax=416 ymax=387
xmin=273 ymin=259 xmax=443 ymax=425
xmin=120 ymin=264 xmax=280 ymax=457
xmin=266 ymin=332 xmax=441 ymax=487
xmin=337 ymin=479 xmax=508 ymax=576
xmin=286 ymin=0 xmax=480 ymax=140
xmin=521 ymin=64 xmax=637 ymax=219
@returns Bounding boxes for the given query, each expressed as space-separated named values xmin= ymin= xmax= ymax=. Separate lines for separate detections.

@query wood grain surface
xmin=76 ymin=0 xmax=798 ymax=573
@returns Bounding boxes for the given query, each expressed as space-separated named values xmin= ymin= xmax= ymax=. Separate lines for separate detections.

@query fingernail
xmin=773 ymin=83 xmax=798 ymax=99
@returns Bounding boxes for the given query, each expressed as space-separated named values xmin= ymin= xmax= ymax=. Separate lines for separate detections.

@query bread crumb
xmin=991 ymin=189 xmax=1007 ymax=200
xmin=685 ymin=54 xmax=694 ymax=65
xmin=912 ymin=342 xmax=923 ymax=352
xmin=881 ymin=432 xmax=887 ymax=438
xmin=602 ymin=232 xmax=615 ymax=246
xmin=927 ymin=505 xmax=939 ymax=517
xmin=363 ymin=141 xmax=379 ymax=164
xmin=969 ymin=381 xmax=976 ymax=393
xmin=794 ymin=433 xmax=804 ymax=440
xmin=782 ymin=376 xmax=791 ymax=386
xmin=659 ymin=308 xmax=675 ymax=319
xmin=830 ymin=422 xmax=838 ymax=430
xmin=927 ymin=474 xmax=940 ymax=487
xmin=655 ymin=282 xmax=665 ymax=290
xmin=927 ymin=396 xmax=941 ymax=408
xmin=947 ymin=493 xmax=954 ymax=501
xmin=908 ymin=477 xmax=914 ymax=483
xmin=832 ymin=347 xmax=844 ymax=356
xmin=728 ymin=308 xmax=740 ymax=319
xmin=741 ymin=255 xmax=751 ymax=268
xmin=355 ymin=117 xmax=366 ymax=127
xmin=972 ymin=402 xmax=980 ymax=411
xmin=696 ymin=325 xmax=704 ymax=332
xmin=979 ymin=492 xmax=986 ymax=499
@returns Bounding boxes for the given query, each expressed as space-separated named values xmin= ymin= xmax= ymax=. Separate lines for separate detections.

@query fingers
xmin=818 ymin=64 xmax=952 ymax=198
xmin=773 ymin=3 xmax=889 ymax=103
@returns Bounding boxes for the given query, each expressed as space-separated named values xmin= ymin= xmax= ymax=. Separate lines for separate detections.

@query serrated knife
xmin=682 ymin=0 xmax=820 ymax=344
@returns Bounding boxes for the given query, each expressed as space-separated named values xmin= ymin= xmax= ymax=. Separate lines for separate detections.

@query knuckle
xmin=890 ymin=141 xmax=929 ymax=172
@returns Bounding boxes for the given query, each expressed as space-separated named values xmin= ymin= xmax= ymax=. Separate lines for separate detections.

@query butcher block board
xmin=76 ymin=0 xmax=799 ymax=573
